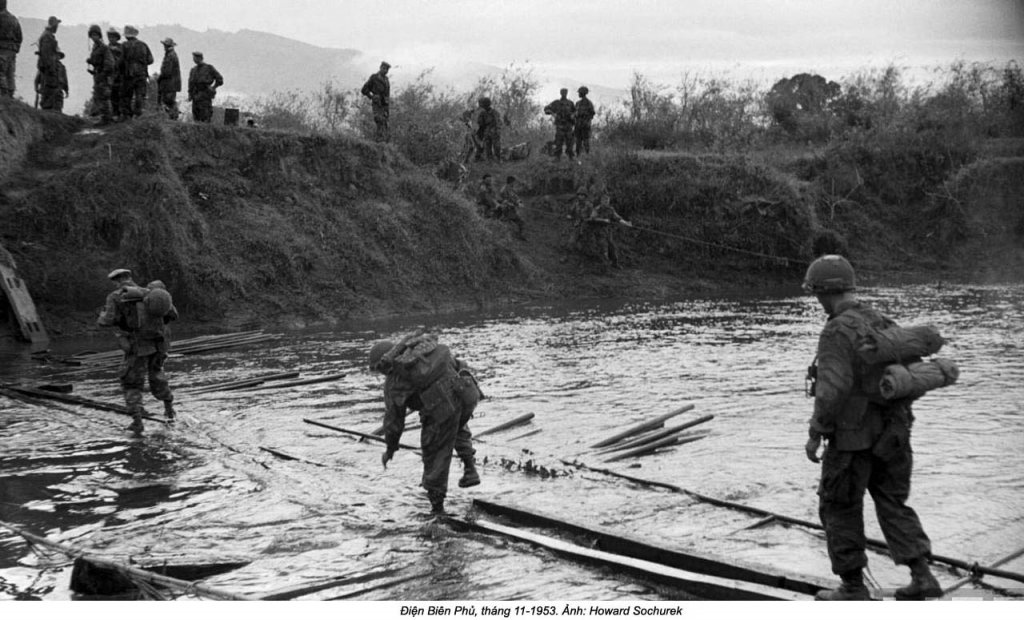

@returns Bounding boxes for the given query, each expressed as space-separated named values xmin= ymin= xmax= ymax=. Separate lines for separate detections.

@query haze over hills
xmin=13 ymin=18 xmax=627 ymax=120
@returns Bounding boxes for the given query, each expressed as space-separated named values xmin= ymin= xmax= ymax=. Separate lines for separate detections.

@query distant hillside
xmin=12 ymin=18 xmax=627 ymax=118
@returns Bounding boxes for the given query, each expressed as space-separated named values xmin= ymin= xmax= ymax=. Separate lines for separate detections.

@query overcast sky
xmin=15 ymin=0 xmax=1024 ymax=87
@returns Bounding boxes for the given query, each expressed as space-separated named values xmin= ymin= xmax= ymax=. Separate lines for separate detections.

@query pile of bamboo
xmin=590 ymin=403 xmax=712 ymax=463
xmin=63 ymin=331 xmax=281 ymax=367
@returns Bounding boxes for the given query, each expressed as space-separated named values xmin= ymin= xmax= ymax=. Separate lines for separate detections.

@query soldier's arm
xmin=96 ymin=292 xmax=119 ymax=327
xmin=164 ymin=305 xmax=179 ymax=324
xmin=808 ymin=322 xmax=856 ymax=437
xmin=212 ymin=67 xmax=223 ymax=88
xmin=381 ymin=382 xmax=408 ymax=452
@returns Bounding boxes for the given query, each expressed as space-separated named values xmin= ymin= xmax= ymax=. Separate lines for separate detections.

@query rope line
xmin=514 ymin=201 xmax=811 ymax=266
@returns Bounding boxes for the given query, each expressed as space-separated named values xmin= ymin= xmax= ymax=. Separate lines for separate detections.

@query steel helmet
xmin=803 ymin=254 xmax=856 ymax=294
xmin=368 ymin=340 xmax=395 ymax=372
xmin=87 ymin=24 xmax=102 ymax=38
xmin=578 ymin=86 xmax=589 ymax=96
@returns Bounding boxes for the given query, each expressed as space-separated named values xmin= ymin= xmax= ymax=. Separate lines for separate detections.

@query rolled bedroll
xmin=879 ymin=358 xmax=959 ymax=400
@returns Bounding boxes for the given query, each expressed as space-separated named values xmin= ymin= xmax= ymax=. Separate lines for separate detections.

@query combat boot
xmin=427 ymin=490 xmax=446 ymax=514
xmin=814 ymin=569 xmax=873 ymax=601
xmin=458 ymin=458 xmax=481 ymax=488
xmin=895 ymin=557 xmax=942 ymax=600
xmin=126 ymin=414 xmax=144 ymax=436
xmin=164 ymin=400 xmax=176 ymax=421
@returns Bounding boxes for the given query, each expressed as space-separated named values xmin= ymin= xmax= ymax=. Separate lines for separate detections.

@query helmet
xmin=578 ymin=86 xmax=589 ymax=96
xmin=124 ymin=25 xmax=139 ymax=37
xmin=368 ymin=340 xmax=395 ymax=372
xmin=478 ymin=96 xmax=491 ymax=108
xmin=107 ymin=268 xmax=132 ymax=280
xmin=106 ymin=27 xmax=121 ymax=39
xmin=803 ymin=255 xmax=856 ymax=294
xmin=88 ymin=24 xmax=102 ymax=37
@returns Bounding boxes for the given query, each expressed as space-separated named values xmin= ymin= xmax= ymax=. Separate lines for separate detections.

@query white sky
xmin=14 ymin=0 xmax=1024 ymax=87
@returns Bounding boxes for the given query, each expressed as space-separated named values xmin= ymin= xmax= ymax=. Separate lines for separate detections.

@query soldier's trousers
xmin=124 ymin=76 xmax=147 ymax=117
xmin=418 ymin=376 xmax=475 ymax=496
xmin=817 ymin=442 xmax=932 ymax=575
xmin=192 ymin=94 xmax=214 ymax=122
xmin=92 ymin=79 xmax=112 ymax=121
xmin=574 ymin=122 xmax=592 ymax=155
xmin=372 ymin=103 xmax=390 ymax=141
xmin=553 ymin=125 xmax=574 ymax=158
xmin=478 ymin=133 xmax=501 ymax=161
xmin=159 ymin=91 xmax=179 ymax=119
xmin=119 ymin=351 xmax=174 ymax=413
xmin=0 ymin=51 xmax=15 ymax=97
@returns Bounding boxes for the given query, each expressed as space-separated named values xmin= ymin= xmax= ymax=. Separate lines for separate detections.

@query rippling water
xmin=1 ymin=284 xmax=1022 ymax=600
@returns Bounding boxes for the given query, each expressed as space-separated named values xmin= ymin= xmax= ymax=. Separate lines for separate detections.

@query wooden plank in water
xmin=590 ymin=403 xmax=695 ymax=448
xmin=473 ymin=498 xmax=830 ymax=596
xmin=0 ymin=263 xmax=49 ymax=349
xmin=462 ymin=517 xmax=809 ymax=601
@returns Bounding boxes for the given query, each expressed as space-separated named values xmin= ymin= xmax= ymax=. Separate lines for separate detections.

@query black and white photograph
xmin=1 ymin=0 xmax=1022 ymax=617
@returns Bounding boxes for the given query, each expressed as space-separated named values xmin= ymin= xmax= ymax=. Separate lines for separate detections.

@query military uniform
xmin=0 ymin=2 xmax=21 ymax=98
xmin=361 ymin=66 xmax=390 ymax=142
xmin=97 ymin=279 xmax=178 ymax=432
xmin=380 ymin=343 xmax=478 ymax=513
xmin=188 ymin=56 xmax=223 ymax=123
xmin=157 ymin=41 xmax=181 ymax=119
xmin=574 ymin=94 xmax=596 ymax=155
xmin=543 ymin=95 xmax=576 ymax=159
xmin=498 ymin=181 xmax=526 ymax=239
xmin=36 ymin=25 xmax=62 ymax=110
xmin=585 ymin=198 xmax=628 ymax=267
xmin=87 ymin=34 xmax=114 ymax=123
xmin=476 ymin=178 xmax=499 ymax=217
xmin=810 ymin=299 xmax=933 ymax=577
xmin=106 ymin=31 xmax=125 ymax=119
xmin=120 ymin=31 xmax=153 ymax=118
xmin=476 ymin=103 xmax=501 ymax=161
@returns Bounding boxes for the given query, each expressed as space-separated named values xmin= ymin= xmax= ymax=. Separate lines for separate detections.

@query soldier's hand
xmin=805 ymin=434 xmax=822 ymax=463
xmin=381 ymin=448 xmax=396 ymax=469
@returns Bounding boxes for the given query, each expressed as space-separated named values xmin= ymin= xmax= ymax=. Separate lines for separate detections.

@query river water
xmin=1 ymin=283 xmax=1022 ymax=601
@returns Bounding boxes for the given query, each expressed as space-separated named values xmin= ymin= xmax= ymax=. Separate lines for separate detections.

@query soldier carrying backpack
xmin=97 ymin=268 xmax=179 ymax=436
xmin=368 ymin=332 xmax=483 ymax=514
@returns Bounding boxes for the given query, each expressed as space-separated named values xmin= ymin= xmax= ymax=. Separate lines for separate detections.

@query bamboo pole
xmin=473 ymin=413 xmax=535 ymax=438
xmin=942 ymin=544 xmax=1024 ymax=594
xmin=590 ymin=403 xmax=695 ymax=448
xmin=597 ymin=415 xmax=713 ymax=454
xmin=303 ymin=418 xmax=419 ymax=451
xmin=188 ymin=371 xmax=301 ymax=394
xmin=603 ymin=432 xmax=707 ymax=463
xmin=0 ymin=520 xmax=255 ymax=600
xmin=237 ymin=372 xmax=347 ymax=391
xmin=3 ymin=386 xmax=166 ymax=423
xmin=557 ymin=459 xmax=1024 ymax=585
xmin=508 ymin=428 xmax=542 ymax=442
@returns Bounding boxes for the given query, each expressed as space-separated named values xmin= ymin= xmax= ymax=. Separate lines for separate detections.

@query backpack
xmin=380 ymin=333 xmax=454 ymax=390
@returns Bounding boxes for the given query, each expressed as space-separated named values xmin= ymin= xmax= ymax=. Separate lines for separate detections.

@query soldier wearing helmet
xmin=35 ymin=16 xmax=62 ymax=111
xmin=361 ymin=61 xmax=391 ymax=142
xmin=474 ymin=96 xmax=504 ymax=162
xmin=105 ymin=28 xmax=126 ymax=120
xmin=97 ymin=269 xmax=179 ymax=435
xmin=368 ymin=335 xmax=481 ymax=515
xmin=574 ymin=86 xmax=595 ymax=155
xmin=803 ymin=255 xmax=940 ymax=601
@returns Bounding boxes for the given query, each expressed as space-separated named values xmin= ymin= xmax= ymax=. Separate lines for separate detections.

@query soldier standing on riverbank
xmin=574 ymin=86 xmax=596 ymax=155
xmin=361 ymin=61 xmax=391 ymax=142
xmin=803 ymin=255 xmax=941 ymax=601
xmin=0 ymin=0 xmax=22 ymax=99
xmin=584 ymin=194 xmax=630 ymax=268
xmin=35 ymin=16 xmax=62 ymax=111
xmin=187 ymin=51 xmax=223 ymax=123
xmin=498 ymin=175 xmax=526 ymax=239
xmin=369 ymin=334 xmax=481 ymax=514
xmin=120 ymin=25 xmax=152 ymax=118
xmin=86 ymin=25 xmax=113 ymax=125
xmin=157 ymin=38 xmax=181 ymax=120
xmin=543 ymin=88 xmax=575 ymax=160
xmin=97 ymin=269 xmax=178 ymax=436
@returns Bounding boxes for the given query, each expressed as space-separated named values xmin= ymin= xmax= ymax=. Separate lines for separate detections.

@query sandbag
xmin=858 ymin=324 xmax=944 ymax=364
xmin=878 ymin=358 xmax=959 ymax=400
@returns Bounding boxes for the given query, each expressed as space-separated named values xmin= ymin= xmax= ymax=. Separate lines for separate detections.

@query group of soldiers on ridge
xmin=0 ymin=5 xmax=224 ymax=124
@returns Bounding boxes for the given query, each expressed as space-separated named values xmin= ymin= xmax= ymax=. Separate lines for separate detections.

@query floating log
xmin=590 ymin=403 xmax=695 ymax=448
xmin=325 ymin=571 xmax=433 ymax=600
xmin=238 ymin=372 xmax=347 ymax=391
xmin=556 ymin=459 xmax=1024 ymax=585
xmin=188 ymin=371 xmax=301 ymax=394
xmin=71 ymin=556 xmax=251 ymax=596
xmin=0 ymin=520 xmax=254 ymax=600
xmin=459 ymin=517 xmax=806 ymax=600
xmin=303 ymin=418 xmax=418 ymax=451
xmin=508 ymin=428 xmax=542 ymax=442
xmin=602 ymin=432 xmax=707 ymax=463
xmin=0 ymin=387 xmax=81 ymax=415
xmin=259 ymin=446 xmax=330 ymax=467
xmin=943 ymin=544 xmax=1024 ymax=594
xmin=598 ymin=415 xmax=714 ymax=454
xmin=3 ymin=386 xmax=166 ymax=423
xmin=472 ymin=499 xmax=830 ymax=596
xmin=260 ymin=566 xmax=404 ymax=600
xmin=473 ymin=413 xmax=536 ymax=438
